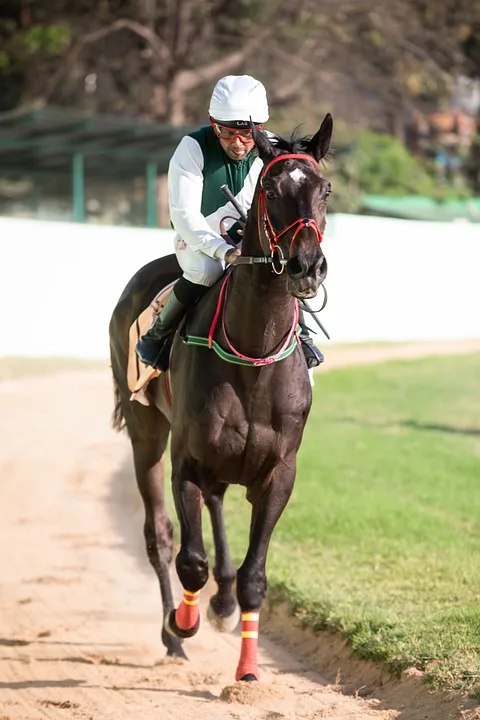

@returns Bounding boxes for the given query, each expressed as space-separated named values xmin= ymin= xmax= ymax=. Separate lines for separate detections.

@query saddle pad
xmin=127 ymin=280 xmax=177 ymax=403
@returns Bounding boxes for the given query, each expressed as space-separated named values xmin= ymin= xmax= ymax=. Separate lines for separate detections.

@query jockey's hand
xmin=225 ymin=248 xmax=241 ymax=265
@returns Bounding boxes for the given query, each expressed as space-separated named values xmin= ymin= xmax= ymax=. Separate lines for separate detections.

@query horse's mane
xmin=268 ymin=126 xmax=333 ymax=164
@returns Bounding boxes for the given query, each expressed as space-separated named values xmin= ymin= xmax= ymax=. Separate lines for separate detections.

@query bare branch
xmin=77 ymin=18 xmax=170 ymax=62
xmin=173 ymin=29 xmax=272 ymax=94
xmin=270 ymin=73 xmax=312 ymax=106
xmin=268 ymin=39 xmax=325 ymax=74
xmin=168 ymin=29 xmax=273 ymax=124
xmin=42 ymin=17 xmax=171 ymax=101
xmin=175 ymin=0 xmax=196 ymax=61
xmin=402 ymin=39 xmax=456 ymax=85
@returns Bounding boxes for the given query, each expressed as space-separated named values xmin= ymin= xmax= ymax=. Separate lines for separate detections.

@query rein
xmin=211 ymin=267 xmax=299 ymax=366
xmin=182 ymin=152 xmax=325 ymax=366
xmin=222 ymin=153 xmax=324 ymax=273
xmin=182 ymin=267 xmax=299 ymax=367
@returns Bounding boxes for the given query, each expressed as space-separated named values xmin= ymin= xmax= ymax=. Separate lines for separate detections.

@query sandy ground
xmin=1 ymin=341 xmax=479 ymax=720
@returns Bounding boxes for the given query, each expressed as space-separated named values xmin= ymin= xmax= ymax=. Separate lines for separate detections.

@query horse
xmin=109 ymin=114 xmax=333 ymax=681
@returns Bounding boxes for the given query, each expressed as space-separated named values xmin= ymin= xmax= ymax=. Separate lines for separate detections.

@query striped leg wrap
xmin=235 ymin=611 xmax=260 ymax=681
xmin=175 ymin=589 xmax=200 ymax=632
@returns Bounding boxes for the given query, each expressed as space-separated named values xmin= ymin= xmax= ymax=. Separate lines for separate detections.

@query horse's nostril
xmin=318 ymin=255 xmax=328 ymax=277
xmin=286 ymin=255 xmax=309 ymax=279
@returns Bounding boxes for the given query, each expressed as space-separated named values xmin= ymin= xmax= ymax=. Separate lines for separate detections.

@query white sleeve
xmin=168 ymin=136 xmax=232 ymax=260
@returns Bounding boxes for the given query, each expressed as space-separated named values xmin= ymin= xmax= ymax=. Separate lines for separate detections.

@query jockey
xmin=135 ymin=74 xmax=324 ymax=371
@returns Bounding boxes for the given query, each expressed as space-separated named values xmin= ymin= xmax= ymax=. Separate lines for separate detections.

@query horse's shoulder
xmin=183 ymin=273 xmax=226 ymax=337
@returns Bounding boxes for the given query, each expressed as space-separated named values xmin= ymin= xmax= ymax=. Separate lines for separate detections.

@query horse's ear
xmin=307 ymin=113 xmax=333 ymax=162
xmin=251 ymin=120 xmax=279 ymax=163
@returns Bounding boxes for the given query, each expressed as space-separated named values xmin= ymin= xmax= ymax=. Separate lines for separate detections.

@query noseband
xmin=258 ymin=153 xmax=324 ymax=274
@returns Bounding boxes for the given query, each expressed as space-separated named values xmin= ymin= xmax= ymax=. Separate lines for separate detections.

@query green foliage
xmin=15 ymin=24 xmax=71 ymax=56
xmin=367 ymin=30 xmax=385 ymax=49
xmin=329 ymin=127 xmax=436 ymax=213
xmin=356 ymin=135 xmax=428 ymax=193
xmin=0 ymin=50 xmax=10 ymax=70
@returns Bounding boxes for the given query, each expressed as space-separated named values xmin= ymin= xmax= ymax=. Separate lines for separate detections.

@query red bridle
xmin=258 ymin=154 xmax=324 ymax=273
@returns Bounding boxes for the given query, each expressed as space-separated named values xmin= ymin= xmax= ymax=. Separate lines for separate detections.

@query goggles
xmin=210 ymin=120 xmax=262 ymax=142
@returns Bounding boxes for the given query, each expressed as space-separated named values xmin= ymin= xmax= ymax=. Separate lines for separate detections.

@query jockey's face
xmin=213 ymin=122 xmax=257 ymax=160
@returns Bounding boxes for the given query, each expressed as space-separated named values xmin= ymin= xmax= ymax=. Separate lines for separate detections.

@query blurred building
xmin=0 ymin=107 xmax=191 ymax=227
xmin=408 ymin=108 xmax=476 ymax=185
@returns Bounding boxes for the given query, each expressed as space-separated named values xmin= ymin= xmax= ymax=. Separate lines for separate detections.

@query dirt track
xmin=1 ymin=342 xmax=480 ymax=720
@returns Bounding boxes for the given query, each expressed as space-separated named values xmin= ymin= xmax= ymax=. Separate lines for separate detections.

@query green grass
xmin=0 ymin=356 xmax=108 ymax=381
xmin=202 ymin=353 xmax=480 ymax=695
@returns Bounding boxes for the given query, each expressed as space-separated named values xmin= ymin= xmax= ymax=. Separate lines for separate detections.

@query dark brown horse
xmin=109 ymin=115 xmax=333 ymax=681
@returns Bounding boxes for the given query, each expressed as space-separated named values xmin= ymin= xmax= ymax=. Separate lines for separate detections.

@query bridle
xmin=203 ymin=153 xmax=329 ymax=365
xmin=221 ymin=152 xmax=325 ymax=274
xmin=257 ymin=153 xmax=324 ymax=274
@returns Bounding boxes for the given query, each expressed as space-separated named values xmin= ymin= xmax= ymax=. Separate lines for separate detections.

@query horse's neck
xmin=224 ymin=225 xmax=296 ymax=357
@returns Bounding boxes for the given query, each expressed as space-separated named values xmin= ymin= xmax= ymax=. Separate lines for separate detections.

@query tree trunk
xmin=157 ymin=175 xmax=170 ymax=228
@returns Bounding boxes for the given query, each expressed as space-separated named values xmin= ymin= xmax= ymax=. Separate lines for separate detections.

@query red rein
xmin=258 ymin=153 xmax=324 ymax=257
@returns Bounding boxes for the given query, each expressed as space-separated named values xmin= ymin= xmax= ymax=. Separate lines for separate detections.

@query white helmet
xmin=209 ymin=75 xmax=269 ymax=127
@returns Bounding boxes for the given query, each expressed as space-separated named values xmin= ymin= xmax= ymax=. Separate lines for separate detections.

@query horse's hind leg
xmin=124 ymin=401 xmax=186 ymax=659
xmin=204 ymin=483 xmax=240 ymax=633
xmin=165 ymin=461 xmax=208 ymax=639
xmin=235 ymin=466 xmax=296 ymax=682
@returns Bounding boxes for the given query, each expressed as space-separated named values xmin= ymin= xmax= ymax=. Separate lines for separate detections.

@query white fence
xmin=1 ymin=214 xmax=479 ymax=358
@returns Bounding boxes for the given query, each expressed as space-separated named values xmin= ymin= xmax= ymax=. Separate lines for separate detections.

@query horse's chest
xmin=191 ymin=391 xmax=306 ymax=464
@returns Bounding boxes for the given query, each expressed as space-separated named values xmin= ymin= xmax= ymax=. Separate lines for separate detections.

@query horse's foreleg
xmin=167 ymin=463 xmax=208 ymax=638
xmin=130 ymin=412 xmax=185 ymax=659
xmin=204 ymin=484 xmax=240 ymax=633
xmin=235 ymin=465 xmax=296 ymax=681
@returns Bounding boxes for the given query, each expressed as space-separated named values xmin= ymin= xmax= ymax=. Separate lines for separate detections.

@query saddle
xmin=127 ymin=280 xmax=176 ymax=406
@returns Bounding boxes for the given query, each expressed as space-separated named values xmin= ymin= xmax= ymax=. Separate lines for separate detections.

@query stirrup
xmin=300 ymin=340 xmax=324 ymax=368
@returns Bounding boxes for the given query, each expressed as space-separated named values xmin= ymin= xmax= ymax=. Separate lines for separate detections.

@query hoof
xmin=240 ymin=673 xmax=258 ymax=682
xmin=166 ymin=645 xmax=188 ymax=661
xmin=207 ymin=598 xmax=241 ymax=633
xmin=162 ymin=631 xmax=188 ymax=661
xmin=164 ymin=609 xmax=201 ymax=640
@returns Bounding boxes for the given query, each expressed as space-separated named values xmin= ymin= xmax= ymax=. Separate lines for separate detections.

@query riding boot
xmin=135 ymin=278 xmax=206 ymax=371
xmin=298 ymin=308 xmax=324 ymax=368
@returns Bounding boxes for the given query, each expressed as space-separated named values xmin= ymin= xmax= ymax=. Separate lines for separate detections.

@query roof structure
xmin=0 ymin=106 xmax=191 ymax=177
xmin=0 ymin=106 xmax=193 ymax=225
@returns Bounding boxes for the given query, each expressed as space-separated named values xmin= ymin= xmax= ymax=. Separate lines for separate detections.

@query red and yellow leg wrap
xmin=235 ymin=611 xmax=260 ymax=681
xmin=175 ymin=589 xmax=200 ymax=632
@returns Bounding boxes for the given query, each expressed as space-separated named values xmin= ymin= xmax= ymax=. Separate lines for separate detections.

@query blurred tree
xmin=1 ymin=0 xmax=472 ymax=127
xmin=1 ymin=0 xmax=480 ymax=195
xmin=327 ymin=127 xmax=436 ymax=213
xmin=0 ymin=0 xmax=72 ymax=110
xmin=462 ymin=7 xmax=480 ymax=192
xmin=0 ymin=0 xmax=323 ymax=123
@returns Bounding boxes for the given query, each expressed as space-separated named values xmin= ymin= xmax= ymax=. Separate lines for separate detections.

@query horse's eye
xmin=324 ymin=182 xmax=332 ymax=198
xmin=265 ymin=188 xmax=276 ymax=200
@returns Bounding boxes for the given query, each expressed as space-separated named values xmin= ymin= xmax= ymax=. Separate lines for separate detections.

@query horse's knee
xmin=175 ymin=548 xmax=209 ymax=591
xmin=144 ymin=517 xmax=174 ymax=569
xmin=236 ymin=563 xmax=266 ymax=611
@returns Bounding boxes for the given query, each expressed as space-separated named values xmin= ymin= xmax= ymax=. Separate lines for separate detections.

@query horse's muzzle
xmin=286 ymin=253 xmax=327 ymax=299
